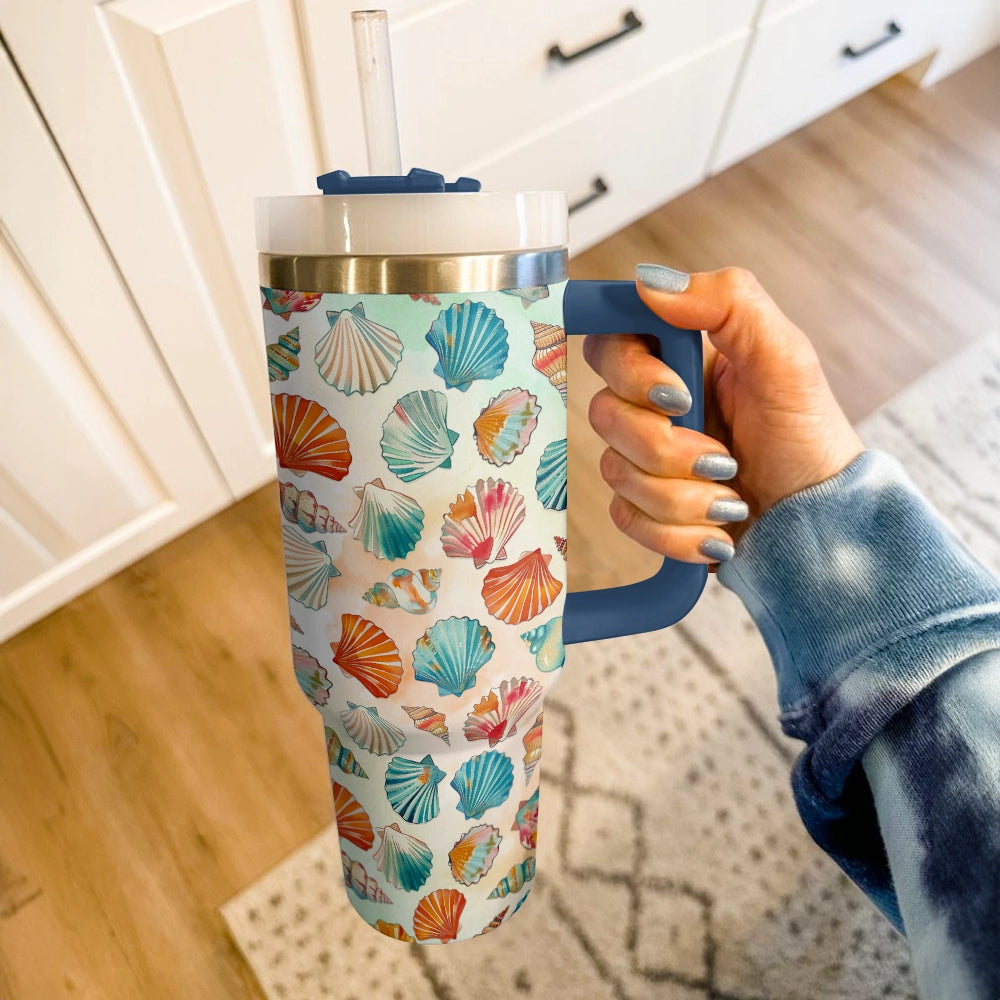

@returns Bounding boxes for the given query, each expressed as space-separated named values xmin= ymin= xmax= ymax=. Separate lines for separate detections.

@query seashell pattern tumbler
xmin=256 ymin=168 xmax=707 ymax=943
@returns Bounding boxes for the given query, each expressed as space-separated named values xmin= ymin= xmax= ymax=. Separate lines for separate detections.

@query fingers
xmin=582 ymin=333 xmax=692 ymax=415
xmin=608 ymin=494 xmax=737 ymax=565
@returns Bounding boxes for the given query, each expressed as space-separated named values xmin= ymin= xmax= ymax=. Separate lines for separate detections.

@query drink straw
xmin=351 ymin=10 xmax=403 ymax=175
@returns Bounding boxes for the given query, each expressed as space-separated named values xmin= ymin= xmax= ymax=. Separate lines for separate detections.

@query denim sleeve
xmin=716 ymin=449 xmax=1000 ymax=996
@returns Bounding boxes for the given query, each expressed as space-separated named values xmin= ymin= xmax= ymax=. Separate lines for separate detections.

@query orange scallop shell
xmin=373 ymin=920 xmax=415 ymax=942
xmin=481 ymin=549 xmax=563 ymax=625
xmin=332 ymin=781 xmax=374 ymax=850
xmin=272 ymin=393 xmax=352 ymax=481
xmin=413 ymin=888 xmax=466 ymax=943
xmin=332 ymin=613 xmax=403 ymax=698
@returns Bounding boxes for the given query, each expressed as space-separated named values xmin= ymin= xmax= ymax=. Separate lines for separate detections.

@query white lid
xmin=255 ymin=191 xmax=568 ymax=256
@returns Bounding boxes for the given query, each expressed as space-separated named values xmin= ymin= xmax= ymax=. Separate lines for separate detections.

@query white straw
xmin=351 ymin=10 xmax=403 ymax=175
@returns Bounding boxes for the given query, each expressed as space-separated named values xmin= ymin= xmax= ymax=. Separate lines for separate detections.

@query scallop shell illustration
xmin=473 ymin=388 xmax=540 ymax=466
xmin=412 ymin=616 xmax=495 ymax=698
xmin=373 ymin=822 xmax=434 ymax=892
xmin=409 ymin=292 xmax=441 ymax=305
xmin=520 ymin=616 xmax=565 ymax=672
xmin=535 ymin=438 xmax=567 ymax=511
xmin=512 ymin=789 xmax=540 ymax=850
xmin=380 ymin=390 xmax=459 ymax=482
xmin=282 ymin=524 xmax=341 ymax=610
xmin=363 ymin=567 xmax=441 ymax=614
xmin=316 ymin=303 xmax=403 ymax=395
xmin=403 ymin=705 xmax=450 ymax=745
xmin=325 ymin=726 xmax=369 ymax=779
xmin=332 ymin=613 xmax=403 ymax=699
xmin=530 ymin=320 xmax=568 ymax=404
xmin=450 ymin=750 xmax=514 ymax=820
xmin=373 ymin=920 xmax=415 ymax=943
xmin=481 ymin=548 xmax=563 ymax=625
xmin=480 ymin=906 xmax=509 ymax=935
xmin=279 ymin=481 xmax=346 ymax=534
xmin=292 ymin=645 xmax=332 ymax=707
xmin=500 ymin=285 xmax=549 ymax=308
xmin=267 ymin=327 xmax=300 ymax=381
xmin=290 ymin=614 xmax=304 ymax=635
xmin=333 ymin=781 xmax=375 ymax=851
xmin=385 ymin=754 xmax=446 ymax=824
xmin=487 ymin=856 xmax=536 ymax=899
xmin=554 ymin=536 xmax=567 ymax=559
xmin=348 ymin=478 xmax=424 ymax=560
xmin=342 ymin=851 xmax=393 ymax=904
xmin=441 ymin=478 xmax=526 ymax=569
xmin=522 ymin=713 xmax=543 ymax=784
xmin=262 ymin=287 xmax=322 ymax=320
xmin=340 ymin=701 xmax=406 ymax=755
xmin=448 ymin=824 xmax=502 ymax=885
xmin=413 ymin=888 xmax=466 ymax=943
xmin=463 ymin=677 xmax=543 ymax=747
xmin=426 ymin=300 xmax=508 ymax=391
xmin=513 ymin=889 xmax=531 ymax=914
xmin=272 ymin=394 xmax=352 ymax=481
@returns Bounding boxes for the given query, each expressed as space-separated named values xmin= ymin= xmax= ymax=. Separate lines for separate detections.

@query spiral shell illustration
xmin=340 ymin=702 xmax=407 ymax=756
xmin=325 ymin=726 xmax=369 ymax=779
xmin=333 ymin=781 xmax=375 ymax=851
xmin=316 ymin=303 xmax=403 ymax=394
xmin=554 ymin=535 xmax=567 ymax=559
xmin=292 ymin=645 xmax=332 ymax=708
xmin=448 ymin=824 xmax=502 ymax=885
xmin=480 ymin=907 xmax=509 ymax=935
xmin=290 ymin=614 xmax=304 ymax=635
xmin=520 ymin=616 xmax=565 ymax=672
xmin=512 ymin=789 xmax=539 ymax=850
xmin=522 ymin=714 xmax=543 ymax=784
xmin=281 ymin=524 xmax=341 ymax=610
xmin=373 ymin=920 xmax=415 ymax=942
xmin=500 ymin=285 xmax=549 ymax=308
xmin=463 ymin=677 xmax=543 ymax=747
xmin=530 ymin=320 xmax=568 ymax=404
xmin=413 ymin=888 xmax=466 ymax=943
xmin=373 ymin=822 xmax=434 ymax=893
xmin=412 ymin=616 xmax=495 ymax=698
xmin=481 ymin=548 xmax=563 ymax=625
xmin=348 ymin=478 xmax=425 ymax=561
xmin=385 ymin=754 xmax=446 ymax=824
xmin=450 ymin=750 xmax=514 ymax=820
xmin=332 ymin=613 xmax=403 ymax=699
xmin=403 ymin=705 xmax=450 ymax=745
xmin=535 ymin=438 xmax=567 ymax=511
xmin=342 ymin=851 xmax=393 ymax=904
xmin=272 ymin=394 xmax=352 ymax=481
xmin=267 ymin=327 xmax=300 ymax=381
xmin=380 ymin=390 xmax=459 ymax=482
xmin=487 ymin=856 xmax=536 ymax=899
xmin=262 ymin=287 xmax=321 ymax=320
xmin=363 ymin=567 xmax=441 ymax=614
xmin=426 ymin=300 xmax=508 ymax=391
xmin=279 ymin=481 xmax=346 ymax=534
xmin=473 ymin=388 xmax=540 ymax=466
xmin=441 ymin=478 xmax=526 ymax=569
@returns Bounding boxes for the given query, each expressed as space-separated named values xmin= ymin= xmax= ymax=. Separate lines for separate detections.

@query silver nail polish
xmin=637 ymin=263 xmax=691 ymax=294
xmin=699 ymin=538 xmax=735 ymax=562
xmin=693 ymin=454 xmax=738 ymax=481
xmin=648 ymin=383 xmax=692 ymax=415
xmin=707 ymin=498 xmax=749 ymax=523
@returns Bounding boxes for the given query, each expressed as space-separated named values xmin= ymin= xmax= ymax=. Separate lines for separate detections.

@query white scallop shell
xmin=281 ymin=524 xmax=341 ymax=609
xmin=340 ymin=701 xmax=407 ymax=755
xmin=316 ymin=303 xmax=403 ymax=395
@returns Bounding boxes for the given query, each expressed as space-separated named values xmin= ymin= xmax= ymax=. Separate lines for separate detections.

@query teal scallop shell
xmin=373 ymin=822 xmax=434 ymax=892
xmin=451 ymin=750 xmax=514 ymax=820
xmin=385 ymin=754 xmax=445 ymax=824
xmin=535 ymin=438 xmax=567 ymax=511
xmin=425 ymin=300 xmax=508 ymax=391
xmin=348 ymin=479 xmax=425 ymax=560
xmin=412 ymin=616 xmax=495 ymax=698
xmin=380 ymin=390 xmax=459 ymax=482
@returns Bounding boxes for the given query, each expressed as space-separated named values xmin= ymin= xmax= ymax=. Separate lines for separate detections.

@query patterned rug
xmin=221 ymin=333 xmax=1000 ymax=1000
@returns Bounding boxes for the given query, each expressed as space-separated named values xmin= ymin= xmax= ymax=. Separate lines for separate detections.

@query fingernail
xmin=637 ymin=263 xmax=691 ymax=294
xmin=699 ymin=538 xmax=735 ymax=563
xmin=648 ymin=383 xmax=692 ymax=415
xmin=707 ymin=498 xmax=749 ymax=523
xmin=693 ymin=453 xmax=738 ymax=480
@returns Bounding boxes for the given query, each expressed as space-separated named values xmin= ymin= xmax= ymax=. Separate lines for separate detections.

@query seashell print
xmin=441 ymin=478 xmax=526 ymax=569
xmin=412 ymin=616 xmax=495 ymax=698
xmin=316 ymin=303 xmax=403 ymax=395
xmin=481 ymin=548 xmax=562 ymax=625
xmin=261 ymin=287 xmax=322 ymax=320
xmin=325 ymin=726 xmax=369 ymax=779
xmin=380 ymin=390 xmax=459 ymax=482
xmin=373 ymin=822 xmax=434 ymax=892
xmin=403 ymin=705 xmax=450 ymax=745
xmin=480 ymin=906 xmax=509 ymax=935
xmin=292 ymin=645 xmax=332 ymax=707
xmin=520 ymin=616 xmax=565 ymax=673
xmin=342 ymin=850 xmax=393 ymax=904
xmin=554 ymin=535 xmax=567 ymax=559
xmin=348 ymin=478 xmax=424 ymax=560
xmin=333 ymin=781 xmax=375 ymax=851
xmin=522 ymin=713 xmax=542 ymax=784
xmin=487 ymin=856 xmax=536 ymax=899
xmin=290 ymin=614 xmax=304 ymax=635
xmin=340 ymin=701 xmax=406 ymax=756
xmin=473 ymin=388 xmax=540 ymax=467
xmin=448 ymin=824 xmax=502 ymax=885
xmin=385 ymin=754 xmax=446 ymax=824
xmin=463 ymin=677 xmax=543 ymax=747
xmin=413 ymin=888 xmax=466 ymax=943
xmin=373 ymin=920 xmax=415 ymax=942
xmin=282 ymin=524 xmax=341 ymax=610
xmin=450 ymin=750 xmax=514 ymax=820
xmin=272 ymin=394 xmax=352 ymax=481
xmin=500 ymin=285 xmax=550 ymax=308
xmin=267 ymin=327 xmax=300 ymax=381
xmin=535 ymin=438 xmax=567 ymax=511
xmin=426 ymin=300 xmax=508 ymax=392
xmin=512 ymin=789 xmax=539 ymax=850
xmin=530 ymin=320 xmax=568 ymax=404
xmin=408 ymin=292 xmax=441 ymax=305
xmin=513 ymin=889 xmax=531 ymax=914
xmin=363 ymin=567 xmax=441 ymax=614
xmin=331 ymin=613 xmax=403 ymax=699
xmin=279 ymin=481 xmax=346 ymax=534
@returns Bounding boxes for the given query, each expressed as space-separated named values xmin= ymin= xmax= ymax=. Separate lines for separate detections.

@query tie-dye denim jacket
xmin=717 ymin=449 xmax=1000 ymax=1000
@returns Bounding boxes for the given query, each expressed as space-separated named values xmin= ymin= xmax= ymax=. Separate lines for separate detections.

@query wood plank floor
xmin=2 ymin=50 xmax=999 ymax=1000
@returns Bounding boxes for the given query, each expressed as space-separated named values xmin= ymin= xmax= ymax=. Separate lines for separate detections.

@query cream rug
xmin=222 ymin=333 xmax=1000 ymax=1000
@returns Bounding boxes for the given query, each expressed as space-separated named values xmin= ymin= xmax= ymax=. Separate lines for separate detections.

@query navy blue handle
xmin=562 ymin=279 xmax=707 ymax=644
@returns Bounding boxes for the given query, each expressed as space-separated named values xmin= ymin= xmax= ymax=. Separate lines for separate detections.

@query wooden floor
xmin=2 ymin=50 xmax=999 ymax=1000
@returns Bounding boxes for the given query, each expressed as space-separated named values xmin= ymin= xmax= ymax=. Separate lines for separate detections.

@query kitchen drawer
xmin=471 ymin=34 xmax=748 ymax=256
xmin=711 ymin=0 xmax=937 ymax=172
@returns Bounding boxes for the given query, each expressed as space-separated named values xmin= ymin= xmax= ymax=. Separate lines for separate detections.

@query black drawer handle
xmin=548 ymin=10 xmax=643 ymax=65
xmin=568 ymin=177 xmax=609 ymax=215
xmin=842 ymin=21 xmax=902 ymax=59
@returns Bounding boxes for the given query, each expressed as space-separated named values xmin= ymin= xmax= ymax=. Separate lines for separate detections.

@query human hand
xmin=583 ymin=264 xmax=865 ymax=565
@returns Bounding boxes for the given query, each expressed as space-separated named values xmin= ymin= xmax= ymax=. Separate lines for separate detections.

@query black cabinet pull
xmin=548 ymin=10 xmax=643 ymax=65
xmin=842 ymin=21 xmax=902 ymax=59
xmin=568 ymin=177 xmax=610 ymax=215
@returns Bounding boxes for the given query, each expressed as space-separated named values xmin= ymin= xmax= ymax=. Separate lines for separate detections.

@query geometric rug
xmin=221 ymin=332 xmax=1000 ymax=1000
